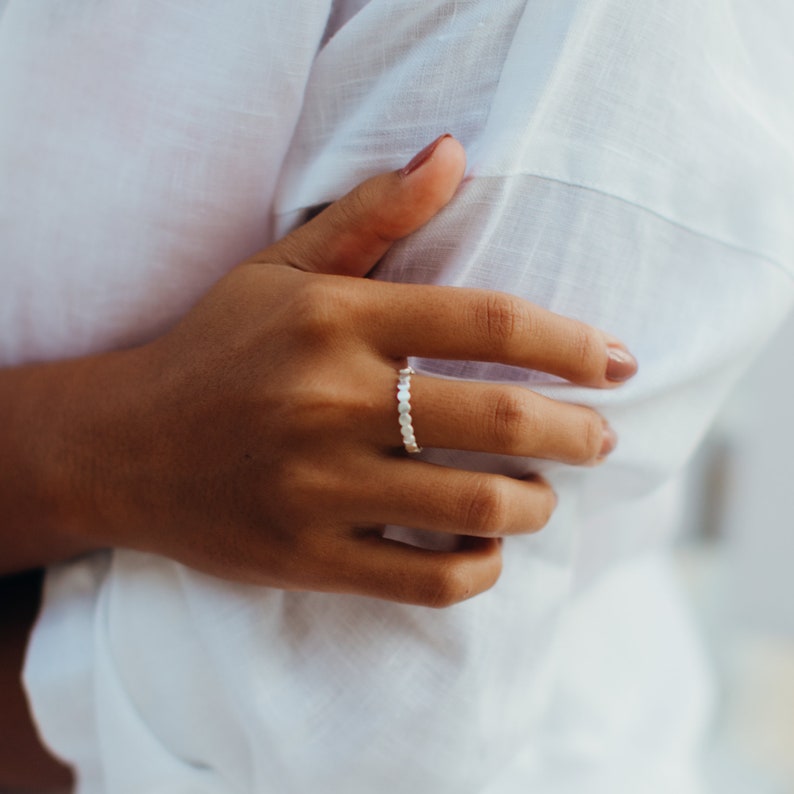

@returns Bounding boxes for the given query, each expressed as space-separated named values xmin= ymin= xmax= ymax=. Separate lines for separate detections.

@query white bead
xmin=396 ymin=366 xmax=421 ymax=453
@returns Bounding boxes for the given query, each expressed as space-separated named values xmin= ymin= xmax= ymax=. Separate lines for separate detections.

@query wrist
xmin=51 ymin=346 xmax=154 ymax=556
xmin=0 ymin=346 xmax=151 ymax=572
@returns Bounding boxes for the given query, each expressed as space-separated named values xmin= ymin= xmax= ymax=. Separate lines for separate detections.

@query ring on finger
xmin=397 ymin=366 xmax=422 ymax=454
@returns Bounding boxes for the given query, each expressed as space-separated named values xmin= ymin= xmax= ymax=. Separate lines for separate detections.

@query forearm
xmin=0 ymin=353 xmax=129 ymax=574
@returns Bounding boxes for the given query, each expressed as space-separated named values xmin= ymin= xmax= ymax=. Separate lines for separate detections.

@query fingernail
xmin=600 ymin=422 xmax=618 ymax=459
xmin=606 ymin=346 xmax=638 ymax=382
xmin=401 ymin=134 xmax=452 ymax=177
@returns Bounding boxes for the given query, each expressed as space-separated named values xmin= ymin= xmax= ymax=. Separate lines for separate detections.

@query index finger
xmin=356 ymin=281 xmax=638 ymax=387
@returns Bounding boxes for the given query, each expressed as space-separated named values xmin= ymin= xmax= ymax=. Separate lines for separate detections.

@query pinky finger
xmin=333 ymin=534 xmax=502 ymax=608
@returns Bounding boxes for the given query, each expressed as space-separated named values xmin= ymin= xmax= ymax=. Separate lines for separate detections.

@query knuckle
xmin=337 ymin=181 xmax=397 ymax=244
xmin=565 ymin=410 xmax=604 ymax=464
xmin=337 ymin=184 xmax=370 ymax=227
xmin=570 ymin=324 xmax=602 ymax=380
xmin=474 ymin=292 xmax=526 ymax=350
xmin=291 ymin=279 xmax=336 ymax=337
xmin=423 ymin=562 xmax=474 ymax=609
xmin=270 ymin=378 xmax=345 ymax=446
xmin=485 ymin=550 xmax=504 ymax=590
xmin=580 ymin=412 xmax=605 ymax=462
xmin=531 ymin=483 xmax=558 ymax=530
xmin=267 ymin=457 xmax=322 ymax=506
xmin=290 ymin=278 xmax=354 ymax=343
xmin=487 ymin=389 xmax=534 ymax=454
xmin=459 ymin=477 xmax=509 ymax=535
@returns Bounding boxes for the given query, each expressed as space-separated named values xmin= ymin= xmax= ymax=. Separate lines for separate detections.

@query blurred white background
xmin=678 ymin=309 xmax=794 ymax=793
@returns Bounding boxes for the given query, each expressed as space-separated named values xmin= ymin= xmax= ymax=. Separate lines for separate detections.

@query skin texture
xmin=0 ymin=136 xmax=636 ymax=603
xmin=1 ymin=137 xmax=637 ymax=787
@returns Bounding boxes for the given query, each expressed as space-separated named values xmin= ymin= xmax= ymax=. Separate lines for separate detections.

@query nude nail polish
xmin=401 ymin=134 xmax=452 ymax=176
xmin=606 ymin=346 xmax=638 ymax=382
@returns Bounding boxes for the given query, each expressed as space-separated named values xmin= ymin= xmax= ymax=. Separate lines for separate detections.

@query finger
xmin=358 ymin=282 xmax=638 ymax=386
xmin=253 ymin=134 xmax=466 ymax=278
xmin=334 ymin=534 xmax=502 ymax=607
xmin=375 ymin=374 xmax=616 ymax=464
xmin=350 ymin=460 xmax=558 ymax=538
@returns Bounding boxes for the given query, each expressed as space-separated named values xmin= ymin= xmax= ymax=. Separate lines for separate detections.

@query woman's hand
xmin=2 ymin=136 xmax=636 ymax=605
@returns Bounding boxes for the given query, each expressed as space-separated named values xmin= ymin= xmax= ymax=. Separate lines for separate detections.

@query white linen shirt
xmin=2 ymin=1 xmax=792 ymax=792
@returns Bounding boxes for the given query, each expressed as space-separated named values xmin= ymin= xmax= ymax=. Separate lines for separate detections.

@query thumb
xmin=257 ymin=134 xmax=466 ymax=277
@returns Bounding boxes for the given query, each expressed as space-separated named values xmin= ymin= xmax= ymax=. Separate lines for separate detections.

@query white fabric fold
xmin=5 ymin=1 xmax=792 ymax=791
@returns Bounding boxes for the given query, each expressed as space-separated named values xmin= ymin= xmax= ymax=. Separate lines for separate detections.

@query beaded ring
xmin=396 ymin=367 xmax=422 ymax=454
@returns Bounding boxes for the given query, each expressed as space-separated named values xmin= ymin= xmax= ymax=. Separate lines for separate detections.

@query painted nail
xmin=600 ymin=422 xmax=618 ymax=459
xmin=606 ymin=346 xmax=638 ymax=382
xmin=401 ymin=134 xmax=452 ymax=177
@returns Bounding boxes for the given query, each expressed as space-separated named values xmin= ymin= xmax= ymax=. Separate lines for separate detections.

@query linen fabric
xmin=2 ymin=1 xmax=792 ymax=791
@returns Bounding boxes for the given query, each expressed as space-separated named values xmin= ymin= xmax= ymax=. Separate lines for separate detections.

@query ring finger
xmin=373 ymin=370 xmax=615 ymax=465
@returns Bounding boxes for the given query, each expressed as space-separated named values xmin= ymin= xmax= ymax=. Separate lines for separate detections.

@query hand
xmin=56 ymin=135 xmax=637 ymax=606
